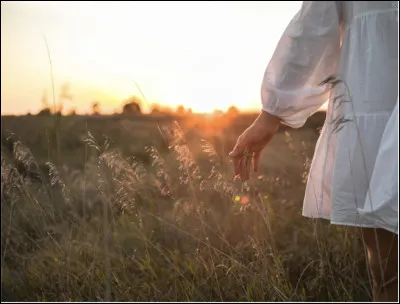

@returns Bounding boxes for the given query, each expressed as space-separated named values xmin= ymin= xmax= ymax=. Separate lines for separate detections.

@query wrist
xmin=258 ymin=110 xmax=281 ymax=129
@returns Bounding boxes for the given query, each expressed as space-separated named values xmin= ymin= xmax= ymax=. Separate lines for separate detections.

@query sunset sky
xmin=1 ymin=1 xmax=304 ymax=115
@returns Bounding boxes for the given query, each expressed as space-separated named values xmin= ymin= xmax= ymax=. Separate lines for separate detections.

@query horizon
xmin=1 ymin=1 xmax=327 ymax=116
xmin=0 ymin=106 xmax=327 ymax=117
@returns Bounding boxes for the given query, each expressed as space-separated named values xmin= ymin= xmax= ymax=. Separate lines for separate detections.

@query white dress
xmin=261 ymin=1 xmax=398 ymax=234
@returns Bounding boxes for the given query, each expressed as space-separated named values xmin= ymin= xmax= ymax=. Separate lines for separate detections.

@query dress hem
xmin=302 ymin=214 xmax=398 ymax=235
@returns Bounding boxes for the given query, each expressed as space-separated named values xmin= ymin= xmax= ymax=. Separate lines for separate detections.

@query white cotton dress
xmin=261 ymin=1 xmax=398 ymax=234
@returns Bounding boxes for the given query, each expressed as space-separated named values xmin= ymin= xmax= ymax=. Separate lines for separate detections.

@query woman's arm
xmin=261 ymin=1 xmax=342 ymax=128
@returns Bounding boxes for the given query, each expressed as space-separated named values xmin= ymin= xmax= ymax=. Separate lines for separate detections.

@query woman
xmin=229 ymin=1 xmax=398 ymax=301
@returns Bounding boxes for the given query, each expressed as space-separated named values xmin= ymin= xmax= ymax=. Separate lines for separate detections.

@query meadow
xmin=1 ymin=112 xmax=372 ymax=301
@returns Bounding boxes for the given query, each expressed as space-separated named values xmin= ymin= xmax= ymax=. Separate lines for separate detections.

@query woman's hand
xmin=229 ymin=111 xmax=280 ymax=180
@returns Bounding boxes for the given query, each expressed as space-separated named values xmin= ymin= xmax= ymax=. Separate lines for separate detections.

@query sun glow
xmin=1 ymin=1 xmax=302 ymax=115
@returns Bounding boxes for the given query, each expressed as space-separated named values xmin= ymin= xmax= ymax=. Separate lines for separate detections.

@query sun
xmin=191 ymin=104 xmax=219 ymax=114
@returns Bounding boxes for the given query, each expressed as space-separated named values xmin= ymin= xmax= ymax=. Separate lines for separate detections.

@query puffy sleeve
xmin=261 ymin=1 xmax=342 ymax=128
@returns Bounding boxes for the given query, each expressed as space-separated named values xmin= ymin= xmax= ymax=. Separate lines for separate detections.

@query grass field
xmin=1 ymin=112 xmax=372 ymax=301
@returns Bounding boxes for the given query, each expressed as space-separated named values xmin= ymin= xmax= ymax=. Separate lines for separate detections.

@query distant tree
xmin=176 ymin=105 xmax=185 ymax=116
xmin=187 ymin=108 xmax=193 ymax=115
xmin=151 ymin=104 xmax=162 ymax=114
xmin=37 ymin=108 xmax=52 ymax=116
xmin=68 ymin=108 xmax=77 ymax=116
xmin=56 ymin=103 xmax=64 ymax=115
xmin=53 ymin=82 xmax=73 ymax=116
xmin=92 ymin=102 xmax=100 ymax=115
xmin=226 ymin=105 xmax=240 ymax=117
xmin=38 ymin=90 xmax=53 ymax=116
xmin=122 ymin=96 xmax=142 ymax=115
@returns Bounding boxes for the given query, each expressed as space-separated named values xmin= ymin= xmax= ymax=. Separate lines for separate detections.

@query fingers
xmin=253 ymin=151 xmax=261 ymax=172
xmin=238 ymin=157 xmax=245 ymax=180
xmin=230 ymin=134 xmax=254 ymax=180
xmin=235 ymin=151 xmax=260 ymax=180
xmin=237 ymin=154 xmax=250 ymax=181
xmin=232 ymin=156 xmax=240 ymax=176
xmin=245 ymin=155 xmax=251 ymax=180
xmin=229 ymin=135 xmax=246 ymax=158
xmin=230 ymin=134 xmax=247 ymax=178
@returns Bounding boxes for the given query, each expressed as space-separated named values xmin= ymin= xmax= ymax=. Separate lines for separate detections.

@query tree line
xmin=34 ymin=84 xmax=240 ymax=118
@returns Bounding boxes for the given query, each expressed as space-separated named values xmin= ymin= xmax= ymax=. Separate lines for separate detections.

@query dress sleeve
xmin=261 ymin=1 xmax=342 ymax=128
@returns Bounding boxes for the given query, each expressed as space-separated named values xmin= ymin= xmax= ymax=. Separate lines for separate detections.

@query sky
xmin=1 ymin=1 xmax=304 ymax=115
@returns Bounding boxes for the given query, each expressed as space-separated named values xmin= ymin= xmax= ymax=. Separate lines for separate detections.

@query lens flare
xmin=240 ymin=196 xmax=249 ymax=205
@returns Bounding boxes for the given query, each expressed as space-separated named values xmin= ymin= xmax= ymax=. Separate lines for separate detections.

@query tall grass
xmin=1 ymin=118 xmax=371 ymax=301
